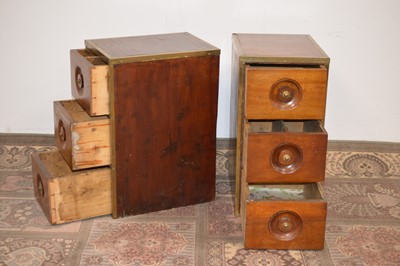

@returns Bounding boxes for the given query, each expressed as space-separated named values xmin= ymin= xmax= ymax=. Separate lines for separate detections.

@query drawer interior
xmin=248 ymin=183 xmax=322 ymax=201
xmin=248 ymin=63 xmax=324 ymax=69
xmin=76 ymin=49 xmax=107 ymax=66
xmin=248 ymin=120 xmax=324 ymax=133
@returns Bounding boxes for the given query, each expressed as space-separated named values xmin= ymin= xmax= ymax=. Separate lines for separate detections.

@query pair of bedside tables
xmin=32 ymin=32 xmax=330 ymax=250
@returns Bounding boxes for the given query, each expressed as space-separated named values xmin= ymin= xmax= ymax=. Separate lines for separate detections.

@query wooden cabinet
xmin=83 ymin=33 xmax=220 ymax=218
xmin=232 ymin=34 xmax=330 ymax=249
xmin=32 ymin=32 xmax=220 ymax=223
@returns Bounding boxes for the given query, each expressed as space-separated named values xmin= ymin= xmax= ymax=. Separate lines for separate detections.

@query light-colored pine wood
xmin=245 ymin=65 xmax=328 ymax=119
xmin=90 ymin=63 xmax=109 ymax=116
xmin=54 ymin=100 xmax=110 ymax=170
xmin=70 ymin=49 xmax=109 ymax=116
xmin=32 ymin=151 xmax=112 ymax=224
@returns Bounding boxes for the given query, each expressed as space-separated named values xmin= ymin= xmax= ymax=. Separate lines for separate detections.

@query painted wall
xmin=1 ymin=0 xmax=399 ymax=142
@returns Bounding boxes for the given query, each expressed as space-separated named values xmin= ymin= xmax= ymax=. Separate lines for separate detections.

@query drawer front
xmin=70 ymin=49 xmax=109 ymax=116
xmin=245 ymin=121 xmax=327 ymax=183
xmin=245 ymin=65 xmax=328 ymax=119
xmin=244 ymin=184 xmax=327 ymax=250
xmin=32 ymin=151 xmax=112 ymax=225
xmin=54 ymin=100 xmax=111 ymax=170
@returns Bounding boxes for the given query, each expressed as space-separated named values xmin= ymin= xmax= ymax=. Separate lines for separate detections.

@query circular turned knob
xmin=270 ymin=79 xmax=302 ymax=110
xmin=58 ymin=119 xmax=67 ymax=149
xmin=76 ymin=73 xmax=83 ymax=89
xmin=59 ymin=125 xmax=66 ymax=142
xmin=75 ymin=66 xmax=84 ymax=95
xmin=269 ymin=211 xmax=303 ymax=240
xmin=271 ymin=143 xmax=303 ymax=174
xmin=36 ymin=174 xmax=44 ymax=197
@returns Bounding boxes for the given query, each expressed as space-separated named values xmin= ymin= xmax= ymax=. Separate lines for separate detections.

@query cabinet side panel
xmin=113 ymin=55 xmax=219 ymax=217
xmin=231 ymin=36 xmax=245 ymax=216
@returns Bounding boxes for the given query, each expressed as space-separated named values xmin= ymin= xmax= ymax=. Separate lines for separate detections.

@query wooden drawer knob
xmin=36 ymin=173 xmax=45 ymax=197
xmin=269 ymin=210 xmax=303 ymax=240
xmin=75 ymin=66 xmax=84 ymax=95
xmin=58 ymin=119 xmax=67 ymax=149
xmin=270 ymin=79 xmax=302 ymax=110
xmin=271 ymin=143 xmax=303 ymax=174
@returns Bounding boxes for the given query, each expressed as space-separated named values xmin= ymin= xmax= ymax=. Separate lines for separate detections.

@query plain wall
xmin=1 ymin=0 xmax=399 ymax=142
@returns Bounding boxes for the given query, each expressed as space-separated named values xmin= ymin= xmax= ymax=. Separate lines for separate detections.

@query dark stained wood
xmin=85 ymin=32 xmax=220 ymax=64
xmin=233 ymin=33 xmax=329 ymax=61
xmin=245 ymin=65 xmax=328 ymax=120
xmin=113 ymin=55 xmax=219 ymax=217
xmin=233 ymin=34 xmax=330 ymax=250
xmin=232 ymin=34 xmax=330 ymax=216
xmin=245 ymin=121 xmax=327 ymax=183
xmin=245 ymin=199 xmax=327 ymax=250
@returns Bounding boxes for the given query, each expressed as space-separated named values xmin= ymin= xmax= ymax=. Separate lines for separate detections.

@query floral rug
xmin=0 ymin=134 xmax=399 ymax=265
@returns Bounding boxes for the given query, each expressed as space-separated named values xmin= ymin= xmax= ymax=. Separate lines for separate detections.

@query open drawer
xmin=245 ymin=64 xmax=328 ymax=120
xmin=32 ymin=151 xmax=112 ymax=224
xmin=54 ymin=100 xmax=111 ymax=170
xmin=70 ymin=49 xmax=109 ymax=116
xmin=244 ymin=120 xmax=327 ymax=183
xmin=242 ymin=182 xmax=327 ymax=250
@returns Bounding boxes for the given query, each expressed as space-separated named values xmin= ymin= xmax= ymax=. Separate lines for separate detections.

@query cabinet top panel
xmin=232 ymin=33 xmax=329 ymax=65
xmin=85 ymin=32 xmax=220 ymax=64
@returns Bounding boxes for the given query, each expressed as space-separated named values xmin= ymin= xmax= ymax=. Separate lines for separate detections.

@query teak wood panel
xmin=242 ymin=182 xmax=327 ymax=250
xmin=245 ymin=199 xmax=327 ymax=250
xmin=245 ymin=65 xmax=328 ymax=120
xmin=112 ymin=55 xmax=219 ymax=217
xmin=32 ymin=151 xmax=112 ymax=224
xmin=245 ymin=121 xmax=327 ymax=183
xmin=70 ymin=49 xmax=109 ymax=116
xmin=54 ymin=100 xmax=111 ymax=170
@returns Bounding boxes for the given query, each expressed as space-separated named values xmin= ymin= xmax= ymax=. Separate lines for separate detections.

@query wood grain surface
xmin=112 ymin=55 xmax=219 ymax=217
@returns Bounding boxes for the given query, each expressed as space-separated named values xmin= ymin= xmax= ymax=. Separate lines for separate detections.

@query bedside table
xmin=231 ymin=33 xmax=330 ymax=249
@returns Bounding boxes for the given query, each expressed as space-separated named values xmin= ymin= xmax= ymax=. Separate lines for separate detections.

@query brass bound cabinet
xmin=231 ymin=34 xmax=330 ymax=250
xmin=32 ymin=33 xmax=220 ymax=224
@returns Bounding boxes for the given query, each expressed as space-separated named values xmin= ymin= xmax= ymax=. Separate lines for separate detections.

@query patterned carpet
xmin=0 ymin=134 xmax=399 ymax=265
